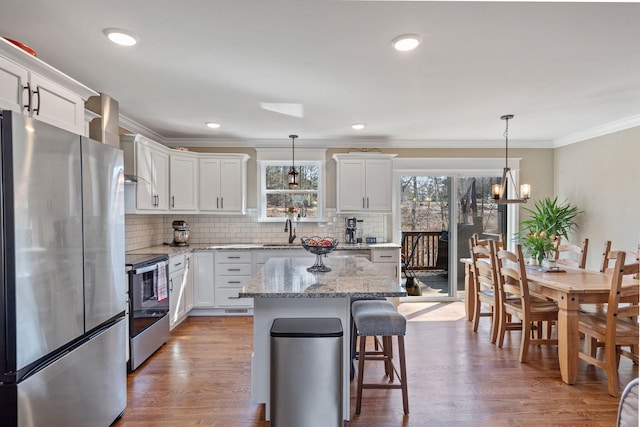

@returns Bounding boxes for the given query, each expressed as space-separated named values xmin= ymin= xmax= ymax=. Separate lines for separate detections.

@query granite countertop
xmin=239 ymin=256 xmax=406 ymax=299
xmin=126 ymin=242 xmax=400 ymax=257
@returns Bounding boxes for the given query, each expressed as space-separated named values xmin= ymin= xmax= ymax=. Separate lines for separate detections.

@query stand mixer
xmin=172 ymin=220 xmax=190 ymax=246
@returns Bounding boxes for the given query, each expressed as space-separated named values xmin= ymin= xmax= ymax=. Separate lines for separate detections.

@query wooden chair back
xmin=554 ymin=238 xmax=589 ymax=269
xmin=470 ymin=233 xmax=505 ymax=250
xmin=601 ymin=241 xmax=639 ymax=278
xmin=604 ymin=251 xmax=639 ymax=338
xmin=470 ymin=241 xmax=498 ymax=297
xmin=496 ymin=244 xmax=530 ymax=313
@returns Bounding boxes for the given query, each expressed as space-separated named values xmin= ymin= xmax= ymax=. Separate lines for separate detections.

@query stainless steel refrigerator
xmin=0 ymin=111 xmax=127 ymax=426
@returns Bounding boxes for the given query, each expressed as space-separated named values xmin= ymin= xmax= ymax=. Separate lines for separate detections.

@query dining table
xmin=462 ymin=257 xmax=639 ymax=384
xmin=523 ymin=265 xmax=639 ymax=384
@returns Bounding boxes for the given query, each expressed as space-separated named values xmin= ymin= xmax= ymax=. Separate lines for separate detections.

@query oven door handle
xmin=132 ymin=264 xmax=159 ymax=275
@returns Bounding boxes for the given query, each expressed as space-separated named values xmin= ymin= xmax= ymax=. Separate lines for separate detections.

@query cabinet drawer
xmin=216 ymin=287 xmax=253 ymax=307
xmin=372 ymin=250 xmax=399 ymax=263
xmin=254 ymin=249 xmax=310 ymax=264
xmin=216 ymin=251 xmax=252 ymax=264
xmin=169 ymin=254 xmax=186 ymax=271
xmin=215 ymin=275 xmax=251 ymax=287
xmin=216 ymin=263 xmax=253 ymax=276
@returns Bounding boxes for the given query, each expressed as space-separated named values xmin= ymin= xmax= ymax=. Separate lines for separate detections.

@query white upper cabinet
xmin=199 ymin=155 xmax=249 ymax=214
xmin=122 ymin=134 xmax=170 ymax=212
xmin=0 ymin=39 xmax=97 ymax=136
xmin=170 ymin=152 xmax=198 ymax=211
xmin=333 ymin=153 xmax=396 ymax=213
xmin=123 ymin=134 xmax=249 ymax=214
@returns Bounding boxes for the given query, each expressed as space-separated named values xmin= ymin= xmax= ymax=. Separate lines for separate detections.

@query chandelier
xmin=492 ymin=115 xmax=531 ymax=204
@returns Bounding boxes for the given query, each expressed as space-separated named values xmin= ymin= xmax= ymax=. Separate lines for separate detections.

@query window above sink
xmin=256 ymin=148 xmax=326 ymax=222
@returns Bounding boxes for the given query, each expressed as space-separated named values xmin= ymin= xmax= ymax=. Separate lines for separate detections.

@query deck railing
xmin=401 ymin=231 xmax=448 ymax=271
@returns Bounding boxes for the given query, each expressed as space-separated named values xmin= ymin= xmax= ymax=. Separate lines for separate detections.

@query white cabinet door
xmin=199 ymin=157 xmax=245 ymax=213
xmin=153 ymin=150 xmax=169 ymax=211
xmin=0 ymin=56 xmax=28 ymax=112
xmin=193 ymin=252 xmax=215 ymax=307
xmin=170 ymin=153 xmax=198 ymax=211
xmin=169 ymin=267 xmax=185 ymax=329
xmin=135 ymin=141 xmax=155 ymax=210
xmin=334 ymin=154 xmax=395 ymax=213
xmin=198 ymin=158 xmax=221 ymax=211
xmin=336 ymin=158 xmax=366 ymax=211
xmin=219 ymin=158 xmax=243 ymax=212
xmin=29 ymin=72 xmax=84 ymax=135
xmin=184 ymin=254 xmax=194 ymax=312
xmin=364 ymin=159 xmax=392 ymax=211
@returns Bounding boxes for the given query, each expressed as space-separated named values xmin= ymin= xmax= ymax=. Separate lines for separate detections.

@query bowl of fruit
xmin=300 ymin=236 xmax=339 ymax=272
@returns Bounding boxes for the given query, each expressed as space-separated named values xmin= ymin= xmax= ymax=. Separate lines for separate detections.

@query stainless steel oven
xmin=126 ymin=254 xmax=170 ymax=371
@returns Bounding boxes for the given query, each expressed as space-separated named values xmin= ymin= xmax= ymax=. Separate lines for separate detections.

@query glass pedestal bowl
xmin=300 ymin=236 xmax=339 ymax=272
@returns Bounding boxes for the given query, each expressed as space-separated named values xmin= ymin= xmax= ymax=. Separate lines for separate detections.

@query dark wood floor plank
xmin=114 ymin=302 xmax=636 ymax=426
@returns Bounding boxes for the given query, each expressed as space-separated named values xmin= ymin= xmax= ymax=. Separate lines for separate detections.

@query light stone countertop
xmin=126 ymin=242 xmax=400 ymax=257
xmin=239 ymin=256 xmax=406 ymax=299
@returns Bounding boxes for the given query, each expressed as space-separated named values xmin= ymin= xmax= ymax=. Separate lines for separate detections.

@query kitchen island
xmin=239 ymin=255 xmax=406 ymax=421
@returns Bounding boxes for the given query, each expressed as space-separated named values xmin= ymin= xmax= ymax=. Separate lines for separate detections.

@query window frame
xmin=257 ymin=159 xmax=326 ymax=222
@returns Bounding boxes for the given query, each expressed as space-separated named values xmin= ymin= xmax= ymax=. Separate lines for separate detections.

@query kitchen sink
xmin=262 ymin=243 xmax=302 ymax=247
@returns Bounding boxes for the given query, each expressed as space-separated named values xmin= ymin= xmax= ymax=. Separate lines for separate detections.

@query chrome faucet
xmin=284 ymin=218 xmax=296 ymax=244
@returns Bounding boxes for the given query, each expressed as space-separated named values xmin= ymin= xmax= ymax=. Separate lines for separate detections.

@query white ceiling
xmin=2 ymin=1 xmax=640 ymax=147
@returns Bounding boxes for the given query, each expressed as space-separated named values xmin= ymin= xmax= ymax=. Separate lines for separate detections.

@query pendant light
xmin=492 ymin=115 xmax=531 ymax=204
xmin=287 ymin=135 xmax=299 ymax=188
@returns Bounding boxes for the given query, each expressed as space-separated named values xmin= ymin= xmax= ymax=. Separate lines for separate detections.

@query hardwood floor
xmin=114 ymin=302 xmax=637 ymax=426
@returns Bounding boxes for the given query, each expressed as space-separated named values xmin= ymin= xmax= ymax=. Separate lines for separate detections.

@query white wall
xmin=554 ymin=126 xmax=640 ymax=270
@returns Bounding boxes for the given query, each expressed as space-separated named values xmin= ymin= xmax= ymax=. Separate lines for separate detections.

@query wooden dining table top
xmin=524 ymin=265 xmax=639 ymax=295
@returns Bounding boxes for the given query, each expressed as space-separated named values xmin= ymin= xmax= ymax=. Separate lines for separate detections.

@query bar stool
xmin=351 ymin=300 xmax=409 ymax=415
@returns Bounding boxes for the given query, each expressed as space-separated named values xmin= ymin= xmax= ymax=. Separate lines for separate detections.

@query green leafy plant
xmin=520 ymin=231 xmax=560 ymax=264
xmin=515 ymin=197 xmax=581 ymax=261
xmin=519 ymin=197 xmax=581 ymax=240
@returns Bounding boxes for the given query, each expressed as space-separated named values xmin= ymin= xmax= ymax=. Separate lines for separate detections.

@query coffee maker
xmin=172 ymin=220 xmax=190 ymax=246
xmin=345 ymin=217 xmax=357 ymax=244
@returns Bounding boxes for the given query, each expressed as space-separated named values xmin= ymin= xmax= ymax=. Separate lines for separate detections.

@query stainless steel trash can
xmin=270 ymin=318 xmax=343 ymax=427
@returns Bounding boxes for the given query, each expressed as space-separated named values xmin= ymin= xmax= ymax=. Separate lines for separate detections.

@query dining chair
xmin=495 ymin=244 xmax=559 ymax=363
xmin=578 ymin=251 xmax=639 ymax=397
xmin=554 ymin=238 xmax=589 ymax=269
xmin=470 ymin=238 xmax=501 ymax=343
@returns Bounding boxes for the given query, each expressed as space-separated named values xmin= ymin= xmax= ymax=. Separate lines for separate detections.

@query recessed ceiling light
xmin=352 ymin=123 xmax=365 ymax=130
xmin=103 ymin=28 xmax=139 ymax=46
xmin=391 ymin=34 xmax=421 ymax=51
xmin=206 ymin=122 xmax=221 ymax=129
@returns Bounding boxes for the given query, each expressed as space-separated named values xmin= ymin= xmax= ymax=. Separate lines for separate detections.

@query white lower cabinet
xmin=215 ymin=251 xmax=253 ymax=312
xmin=169 ymin=253 xmax=191 ymax=330
xmin=371 ymin=248 xmax=400 ymax=284
xmin=193 ymin=252 xmax=215 ymax=308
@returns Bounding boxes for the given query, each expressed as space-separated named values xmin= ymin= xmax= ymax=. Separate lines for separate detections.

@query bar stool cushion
xmin=352 ymin=300 xmax=406 ymax=337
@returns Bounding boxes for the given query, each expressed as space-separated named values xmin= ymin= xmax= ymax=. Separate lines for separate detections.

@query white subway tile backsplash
xmin=125 ymin=209 xmax=389 ymax=251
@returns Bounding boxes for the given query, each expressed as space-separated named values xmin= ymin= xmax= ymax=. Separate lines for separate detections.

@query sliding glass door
xmin=397 ymin=166 xmax=507 ymax=301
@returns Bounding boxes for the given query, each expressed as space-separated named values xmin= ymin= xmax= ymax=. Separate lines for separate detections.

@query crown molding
xmin=553 ymin=114 xmax=640 ymax=147
xmin=118 ymin=115 xmax=167 ymax=143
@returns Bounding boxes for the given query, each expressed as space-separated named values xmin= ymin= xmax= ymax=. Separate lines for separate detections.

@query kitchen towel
xmin=156 ymin=261 xmax=168 ymax=302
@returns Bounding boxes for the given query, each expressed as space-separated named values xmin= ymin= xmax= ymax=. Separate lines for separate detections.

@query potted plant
xmin=521 ymin=231 xmax=560 ymax=266
xmin=516 ymin=197 xmax=581 ymax=264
